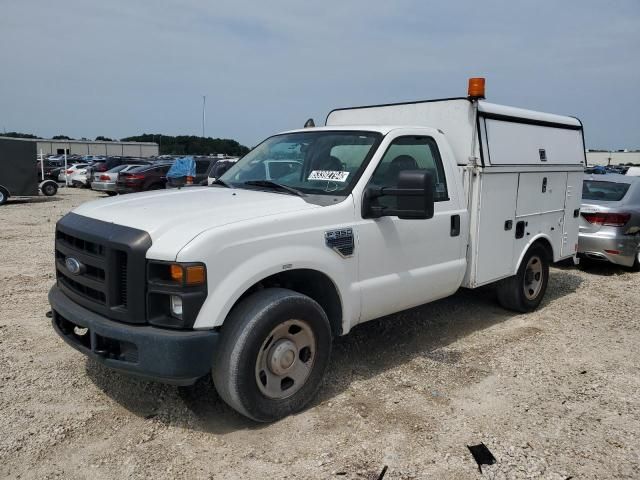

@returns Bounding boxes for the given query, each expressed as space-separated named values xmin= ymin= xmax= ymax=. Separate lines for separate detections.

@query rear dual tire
xmin=212 ymin=288 xmax=332 ymax=422
xmin=497 ymin=244 xmax=550 ymax=312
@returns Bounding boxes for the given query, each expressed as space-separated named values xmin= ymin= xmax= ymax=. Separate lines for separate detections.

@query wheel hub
xmin=523 ymin=255 xmax=543 ymax=300
xmin=268 ymin=339 xmax=297 ymax=375
xmin=255 ymin=319 xmax=316 ymax=399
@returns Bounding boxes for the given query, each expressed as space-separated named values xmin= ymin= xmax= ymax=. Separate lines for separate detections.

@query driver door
xmin=356 ymin=132 xmax=467 ymax=323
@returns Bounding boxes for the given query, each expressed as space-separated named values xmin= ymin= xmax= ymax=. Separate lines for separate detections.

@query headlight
xmin=146 ymin=261 xmax=207 ymax=329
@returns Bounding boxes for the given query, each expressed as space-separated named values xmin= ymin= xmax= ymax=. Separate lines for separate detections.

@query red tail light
xmin=125 ymin=174 xmax=145 ymax=181
xmin=581 ymin=212 xmax=631 ymax=226
xmin=99 ymin=175 xmax=111 ymax=181
xmin=66 ymin=169 xmax=74 ymax=174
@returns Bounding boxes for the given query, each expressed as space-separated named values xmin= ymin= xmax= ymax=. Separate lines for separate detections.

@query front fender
xmin=192 ymin=245 xmax=356 ymax=331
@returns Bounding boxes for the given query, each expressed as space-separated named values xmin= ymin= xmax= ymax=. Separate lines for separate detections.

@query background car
xmin=207 ymin=157 xmax=239 ymax=185
xmin=116 ymin=163 xmax=171 ymax=193
xmin=166 ymin=157 xmax=220 ymax=188
xmin=579 ymin=174 xmax=640 ymax=270
xmin=58 ymin=163 xmax=89 ymax=183
xmin=91 ymin=163 xmax=150 ymax=195
xmin=36 ymin=158 xmax=64 ymax=182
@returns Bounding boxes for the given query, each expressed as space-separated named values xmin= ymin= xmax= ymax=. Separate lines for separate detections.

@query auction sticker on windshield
xmin=308 ymin=170 xmax=349 ymax=182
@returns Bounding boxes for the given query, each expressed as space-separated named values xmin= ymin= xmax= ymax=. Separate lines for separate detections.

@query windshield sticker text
xmin=308 ymin=170 xmax=349 ymax=182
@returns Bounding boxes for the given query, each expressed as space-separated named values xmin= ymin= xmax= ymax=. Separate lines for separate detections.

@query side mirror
xmin=362 ymin=170 xmax=434 ymax=220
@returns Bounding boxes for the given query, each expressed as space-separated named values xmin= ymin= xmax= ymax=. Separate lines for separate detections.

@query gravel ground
xmin=0 ymin=188 xmax=639 ymax=479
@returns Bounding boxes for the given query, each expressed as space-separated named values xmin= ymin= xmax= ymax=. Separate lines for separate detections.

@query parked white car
xmin=49 ymin=79 xmax=585 ymax=422
xmin=68 ymin=167 xmax=91 ymax=188
xmin=58 ymin=163 xmax=90 ymax=183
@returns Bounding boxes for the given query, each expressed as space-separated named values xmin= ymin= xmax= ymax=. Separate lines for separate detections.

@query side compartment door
xmin=356 ymin=134 xmax=467 ymax=323
xmin=472 ymin=173 xmax=518 ymax=285
xmin=562 ymin=171 xmax=582 ymax=257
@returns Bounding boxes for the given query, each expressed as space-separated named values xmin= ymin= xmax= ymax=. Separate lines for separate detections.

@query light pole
xmin=202 ymin=95 xmax=206 ymax=138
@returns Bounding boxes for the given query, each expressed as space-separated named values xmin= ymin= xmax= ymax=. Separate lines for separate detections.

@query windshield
xmin=219 ymin=131 xmax=381 ymax=195
xmin=583 ymin=180 xmax=631 ymax=201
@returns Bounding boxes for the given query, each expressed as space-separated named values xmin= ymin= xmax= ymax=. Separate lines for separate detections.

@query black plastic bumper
xmin=49 ymin=285 xmax=218 ymax=386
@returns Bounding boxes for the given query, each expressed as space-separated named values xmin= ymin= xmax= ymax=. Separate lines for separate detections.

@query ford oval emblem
xmin=65 ymin=257 xmax=83 ymax=275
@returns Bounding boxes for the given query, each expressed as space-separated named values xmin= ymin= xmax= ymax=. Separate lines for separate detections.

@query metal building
xmin=0 ymin=137 xmax=159 ymax=158
xmin=586 ymin=150 xmax=640 ymax=166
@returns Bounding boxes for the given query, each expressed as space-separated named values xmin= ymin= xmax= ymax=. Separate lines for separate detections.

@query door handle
xmin=515 ymin=220 xmax=526 ymax=239
xmin=450 ymin=215 xmax=460 ymax=237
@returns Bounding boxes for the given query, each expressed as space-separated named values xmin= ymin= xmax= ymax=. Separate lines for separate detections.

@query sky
xmin=1 ymin=0 xmax=638 ymax=149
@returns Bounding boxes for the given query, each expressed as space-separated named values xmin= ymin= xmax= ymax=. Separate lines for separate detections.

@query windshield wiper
xmin=243 ymin=180 xmax=305 ymax=197
xmin=211 ymin=178 xmax=231 ymax=188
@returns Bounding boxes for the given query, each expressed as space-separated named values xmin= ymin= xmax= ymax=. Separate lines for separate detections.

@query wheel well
xmin=235 ymin=269 xmax=343 ymax=336
xmin=531 ymin=237 xmax=553 ymax=261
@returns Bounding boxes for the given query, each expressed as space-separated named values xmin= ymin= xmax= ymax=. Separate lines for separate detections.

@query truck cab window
xmin=370 ymin=136 xmax=449 ymax=205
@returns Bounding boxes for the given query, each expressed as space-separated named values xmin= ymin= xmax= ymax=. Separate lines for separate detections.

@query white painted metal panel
xmin=511 ymin=211 xmax=565 ymax=266
xmin=478 ymin=102 xmax=581 ymax=127
xmin=561 ymin=171 xmax=583 ymax=257
xmin=484 ymin=119 xmax=584 ymax=166
xmin=472 ymin=173 xmax=518 ymax=285
xmin=516 ymin=172 xmax=568 ymax=217
xmin=326 ymin=99 xmax=475 ymax=165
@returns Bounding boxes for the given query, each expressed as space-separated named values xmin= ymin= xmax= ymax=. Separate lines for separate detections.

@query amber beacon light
xmin=467 ymin=77 xmax=486 ymax=99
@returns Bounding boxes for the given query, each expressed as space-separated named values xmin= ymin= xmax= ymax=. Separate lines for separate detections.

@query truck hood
xmin=72 ymin=187 xmax=319 ymax=257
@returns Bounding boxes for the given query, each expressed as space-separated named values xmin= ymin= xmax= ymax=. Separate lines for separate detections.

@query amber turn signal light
xmin=170 ymin=264 xmax=184 ymax=282
xmin=468 ymin=77 xmax=486 ymax=99
xmin=170 ymin=264 xmax=206 ymax=285
xmin=185 ymin=265 xmax=206 ymax=285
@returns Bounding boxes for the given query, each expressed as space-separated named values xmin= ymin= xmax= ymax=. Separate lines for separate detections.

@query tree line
xmin=121 ymin=134 xmax=250 ymax=156
xmin=2 ymin=131 xmax=250 ymax=156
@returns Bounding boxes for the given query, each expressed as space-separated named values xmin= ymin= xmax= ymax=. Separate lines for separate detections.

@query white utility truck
xmin=50 ymin=79 xmax=586 ymax=421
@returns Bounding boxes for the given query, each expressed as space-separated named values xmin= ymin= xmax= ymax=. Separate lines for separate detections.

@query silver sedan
xmin=578 ymin=174 xmax=640 ymax=270
xmin=90 ymin=164 xmax=145 ymax=195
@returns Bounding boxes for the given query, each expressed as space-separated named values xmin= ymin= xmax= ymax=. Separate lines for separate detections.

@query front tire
xmin=0 ymin=187 xmax=8 ymax=206
xmin=212 ymin=288 xmax=332 ymax=422
xmin=497 ymin=243 xmax=550 ymax=312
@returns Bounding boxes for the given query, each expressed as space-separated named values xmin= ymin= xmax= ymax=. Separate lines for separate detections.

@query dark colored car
xmin=166 ymin=157 xmax=219 ymax=188
xmin=37 ymin=159 xmax=64 ymax=182
xmin=116 ymin=164 xmax=171 ymax=194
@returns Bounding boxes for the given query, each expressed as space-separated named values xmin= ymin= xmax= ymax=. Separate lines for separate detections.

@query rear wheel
xmin=497 ymin=243 xmax=550 ymax=312
xmin=0 ymin=187 xmax=8 ymax=206
xmin=212 ymin=288 xmax=332 ymax=422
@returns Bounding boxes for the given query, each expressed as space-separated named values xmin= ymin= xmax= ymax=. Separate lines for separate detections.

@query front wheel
xmin=497 ymin=243 xmax=550 ymax=312
xmin=0 ymin=187 xmax=8 ymax=205
xmin=212 ymin=288 xmax=332 ymax=422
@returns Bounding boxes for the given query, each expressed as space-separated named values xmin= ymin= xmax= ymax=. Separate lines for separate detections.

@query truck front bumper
xmin=49 ymin=285 xmax=218 ymax=386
